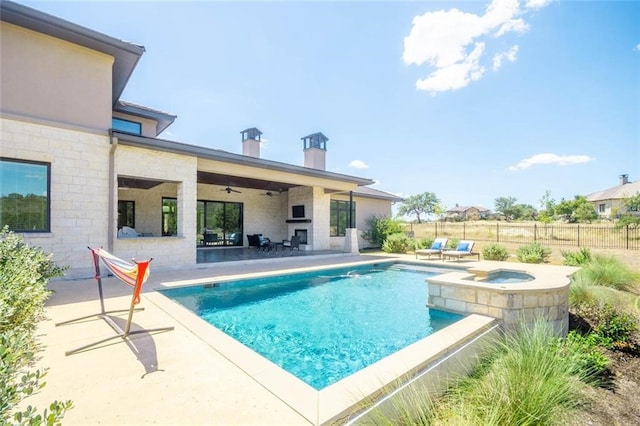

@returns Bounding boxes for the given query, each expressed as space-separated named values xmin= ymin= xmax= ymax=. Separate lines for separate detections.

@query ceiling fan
xmin=221 ymin=186 xmax=241 ymax=194
xmin=262 ymin=189 xmax=282 ymax=197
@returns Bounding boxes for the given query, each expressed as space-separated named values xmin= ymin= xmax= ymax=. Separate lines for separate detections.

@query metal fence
xmin=412 ymin=222 xmax=640 ymax=250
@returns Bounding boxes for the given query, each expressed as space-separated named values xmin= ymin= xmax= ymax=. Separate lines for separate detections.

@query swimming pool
xmin=161 ymin=263 xmax=463 ymax=389
xmin=485 ymin=270 xmax=534 ymax=284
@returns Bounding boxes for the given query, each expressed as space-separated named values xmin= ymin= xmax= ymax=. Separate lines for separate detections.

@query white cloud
xmin=635 ymin=43 xmax=640 ymax=52
xmin=349 ymin=159 xmax=369 ymax=169
xmin=495 ymin=19 xmax=529 ymax=37
xmin=525 ymin=0 xmax=553 ymax=11
xmin=507 ymin=153 xmax=595 ymax=171
xmin=403 ymin=0 xmax=549 ymax=94
xmin=493 ymin=45 xmax=519 ymax=70
xmin=417 ymin=43 xmax=486 ymax=93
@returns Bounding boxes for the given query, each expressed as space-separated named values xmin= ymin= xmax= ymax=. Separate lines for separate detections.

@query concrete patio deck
xmin=22 ymin=252 xmax=574 ymax=425
xmin=23 ymin=253 xmax=398 ymax=425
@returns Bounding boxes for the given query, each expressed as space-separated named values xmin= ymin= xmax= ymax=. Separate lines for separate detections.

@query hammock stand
xmin=57 ymin=247 xmax=174 ymax=356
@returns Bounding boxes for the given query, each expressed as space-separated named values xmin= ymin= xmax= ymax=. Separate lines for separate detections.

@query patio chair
xmin=203 ymin=232 xmax=219 ymax=246
xmin=282 ymin=235 xmax=301 ymax=253
xmin=442 ymin=240 xmax=480 ymax=261
xmin=415 ymin=237 xmax=448 ymax=259
xmin=55 ymin=247 xmax=174 ymax=356
xmin=247 ymin=234 xmax=270 ymax=251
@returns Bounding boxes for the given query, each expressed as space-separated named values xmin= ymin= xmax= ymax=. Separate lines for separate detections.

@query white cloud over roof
xmin=349 ymin=159 xmax=369 ymax=169
xmin=403 ymin=0 xmax=549 ymax=94
xmin=507 ymin=153 xmax=595 ymax=171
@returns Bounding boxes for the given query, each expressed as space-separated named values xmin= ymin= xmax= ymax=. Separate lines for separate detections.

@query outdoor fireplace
xmin=294 ymin=229 xmax=308 ymax=244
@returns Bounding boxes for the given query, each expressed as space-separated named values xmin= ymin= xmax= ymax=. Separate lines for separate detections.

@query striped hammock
xmin=90 ymin=247 xmax=150 ymax=305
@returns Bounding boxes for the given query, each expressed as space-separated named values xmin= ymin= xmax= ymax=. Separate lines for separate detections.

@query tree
xmin=537 ymin=190 xmax=556 ymax=224
xmin=397 ymin=192 xmax=441 ymax=223
xmin=512 ymin=203 xmax=537 ymax=221
xmin=617 ymin=192 xmax=640 ymax=228
xmin=555 ymin=195 xmax=597 ymax=223
xmin=494 ymin=196 xmax=518 ymax=220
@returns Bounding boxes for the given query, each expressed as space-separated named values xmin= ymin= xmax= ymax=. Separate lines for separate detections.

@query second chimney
xmin=241 ymin=127 xmax=262 ymax=158
xmin=302 ymin=132 xmax=328 ymax=170
xmin=620 ymin=174 xmax=629 ymax=185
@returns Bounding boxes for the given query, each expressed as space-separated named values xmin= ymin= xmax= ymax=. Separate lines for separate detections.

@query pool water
xmin=161 ymin=263 xmax=463 ymax=389
xmin=486 ymin=270 xmax=534 ymax=284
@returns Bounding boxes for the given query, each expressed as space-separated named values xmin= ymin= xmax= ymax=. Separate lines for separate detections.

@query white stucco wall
xmin=1 ymin=22 xmax=112 ymax=131
xmin=330 ymin=194 xmax=393 ymax=250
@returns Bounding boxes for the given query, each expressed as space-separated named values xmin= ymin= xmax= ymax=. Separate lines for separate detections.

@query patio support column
xmin=107 ymin=133 xmax=118 ymax=252
xmin=344 ymin=228 xmax=359 ymax=253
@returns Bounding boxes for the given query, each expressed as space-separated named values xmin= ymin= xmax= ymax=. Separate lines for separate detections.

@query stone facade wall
xmin=1 ymin=118 xmax=111 ymax=278
xmin=197 ymin=183 xmax=288 ymax=243
xmin=113 ymin=144 xmax=197 ymax=270
xmin=427 ymin=271 xmax=570 ymax=336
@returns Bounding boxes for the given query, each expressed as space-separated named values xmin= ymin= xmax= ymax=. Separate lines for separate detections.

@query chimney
xmin=241 ymin=127 xmax=262 ymax=158
xmin=302 ymin=132 xmax=328 ymax=170
xmin=620 ymin=174 xmax=629 ymax=185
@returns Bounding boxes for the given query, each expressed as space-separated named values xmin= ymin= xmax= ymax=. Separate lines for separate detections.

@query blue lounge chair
xmin=442 ymin=240 xmax=480 ymax=261
xmin=415 ymin=237 xmax=449 ymax=259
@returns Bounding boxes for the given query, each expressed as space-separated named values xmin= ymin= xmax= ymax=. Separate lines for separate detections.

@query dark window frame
xmin=112 ymin=117 xmax=142 ymax=135
xmin=330 ymin=200 xmax=356 ymax=237
xmin=197 ymin=199 xmax=244 ymax=246
xmin=0 ymin=157 xmax=51 ymax=232
xmin=118 ymin=200 xmax=135 ymax=229
xmin=162 ymin=197 xmax=178 ymax=236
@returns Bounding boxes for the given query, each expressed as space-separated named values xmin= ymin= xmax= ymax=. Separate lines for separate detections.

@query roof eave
xmin=111 ymin=131 xmax=375 ymax=186
xmin=114 ymin=101 xmax=177 ymax=136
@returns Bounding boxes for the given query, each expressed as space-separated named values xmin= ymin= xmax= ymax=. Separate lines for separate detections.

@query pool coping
xmin=149 ymin=258 xmax=499 ymax=425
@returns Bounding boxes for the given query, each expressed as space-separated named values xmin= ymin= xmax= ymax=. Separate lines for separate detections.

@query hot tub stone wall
xmin=426 ymin=268 xmax=575 ymax=336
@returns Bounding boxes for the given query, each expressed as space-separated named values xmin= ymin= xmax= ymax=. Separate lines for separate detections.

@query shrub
xmin=0 ymin=227 xmax=72 ymax=424
xmin=569 ymin=274 xmax=598 ymax=307
xmin=572 ymin=301 xmax=638 ymax=348
xmin=573 ymin=254 xmax=640 ymax=291
xmin=481 ymin=243 xmax=509 ymax=261
xmin=369 ymin=322 xmax=602 ymax=425
xmin=434 ymin=321 xmax=594 ymax=424
xmin=516 ymin=242 xmax=552 ymax=263
xmin=382 ymin=233 xmax=414 ymax=254
xmin=414 ymin=238 xmax=433 ymax=250
xmin=361 ymin=215 xmax=404 ymax=247
xmin=562 ymin=331 xmax=611 ymax=387
xmin=561 ymin=247 xmax=592 ymax=266
xmin=592 ymin=304 xmax=638 ymax=346
xmin=447 ymin=238 xmax=459 ymax=250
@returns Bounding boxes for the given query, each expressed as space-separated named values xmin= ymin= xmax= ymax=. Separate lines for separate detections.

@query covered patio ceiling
xmin=196 ymin=171 xmax=298 ymax=193
xmin=117 ymin=173 xmax=299 ymax=192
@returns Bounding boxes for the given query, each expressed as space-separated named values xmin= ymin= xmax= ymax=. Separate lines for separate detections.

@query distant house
xmin=586 ymin=174 xmax=640 ymax=218
xmin=445 ymin=205 xmax=491 ymax=221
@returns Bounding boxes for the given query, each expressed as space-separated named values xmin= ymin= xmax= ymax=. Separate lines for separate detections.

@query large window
xmin=330 ymin=200 xmax=355 ymax=237
xmin=0 ymin=158 xmax=50 ymax=232
xmin=162 ymin=197 xmax=177 ymax=236
xmin=112 ymin=117 xmax=142 ymax=135
xmin=197 ymin=200 xmax=243 ymax=246
xmin=598 ymin=203 xmax=606 ymax=213
xmin=118 ymin=200 xmax=135 ymax=229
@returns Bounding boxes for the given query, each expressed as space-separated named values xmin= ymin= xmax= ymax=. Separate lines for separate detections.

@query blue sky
xmin=23 ymin=0 xmax=640 ymax=212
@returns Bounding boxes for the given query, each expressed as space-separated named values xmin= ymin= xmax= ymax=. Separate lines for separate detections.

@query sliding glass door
xmin=197 ymin=200 xmax=243 ymax=246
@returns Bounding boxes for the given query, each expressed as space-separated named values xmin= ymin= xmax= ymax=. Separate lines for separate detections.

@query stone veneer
xmin=425 ymin=262 xmax=579 ymax=336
